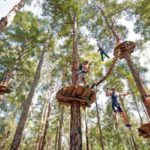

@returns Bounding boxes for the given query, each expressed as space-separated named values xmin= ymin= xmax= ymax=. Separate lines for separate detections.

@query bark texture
xmin=36 ymin=99 xmax=51 ymax=150
xmin=70 ymin=101 xmax=82 ymax=150
xmin=10 ymin=48 xmax=46 ymax=150
xmin=58 ymin=106 xmax=64 ymax=150
xmin=124 ymin=52 xmax=150 ymax=117
xmin=70 ymin=14 xmax=82 ymax=150
xmin=95 ymin=98 xmax=105 ymax=150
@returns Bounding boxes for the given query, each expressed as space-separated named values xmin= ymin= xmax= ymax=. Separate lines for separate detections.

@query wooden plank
xmin=56 ymin=85 xmax=96 ymax=108
xmin=58 ymin=99 xmax=90 ymax=108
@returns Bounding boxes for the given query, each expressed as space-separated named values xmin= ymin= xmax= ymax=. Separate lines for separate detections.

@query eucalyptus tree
xmin=0 ymin=11 xmax=56 ymax=149
xmin=0 ymin=12 xmax=48 ymax=148
xmin=42 ymin=0 xmax=92 ymax=149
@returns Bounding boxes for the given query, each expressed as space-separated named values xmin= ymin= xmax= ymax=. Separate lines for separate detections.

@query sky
xmin=0 ymin=0 xmax=150 ymax=113
xmin=0 ymin=0 xmax=20 ymax=18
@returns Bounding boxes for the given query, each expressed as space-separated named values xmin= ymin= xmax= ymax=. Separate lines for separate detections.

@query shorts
xmin=112 ymin=103 xmax=123 ymax=113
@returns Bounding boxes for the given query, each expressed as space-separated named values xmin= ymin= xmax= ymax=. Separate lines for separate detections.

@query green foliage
xmin=0 ymin=1 xmax=149 ymax=149
xmin=134 ymin=0 xmax=150 ymax=41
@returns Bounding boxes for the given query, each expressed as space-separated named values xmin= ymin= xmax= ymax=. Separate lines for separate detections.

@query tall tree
xmin=38 ymin=99 xmax=51 ymax=150
xmin=10 ymin=45 xmax=46 ymax=150
xmin=58 ymin=106 xmax=64 ymax=150
xmin=95 ymin=92 xmax=105 ymax=150
xmin=42 ymin=1 xmax=88 ymax=149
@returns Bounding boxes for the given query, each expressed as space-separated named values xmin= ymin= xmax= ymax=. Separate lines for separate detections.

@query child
xmin=76 ymin=61 xmax=91 ymax=87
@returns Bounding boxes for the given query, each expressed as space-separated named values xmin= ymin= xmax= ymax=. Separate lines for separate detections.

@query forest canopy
xmin=0 ymin=0 xmax=150 ymax=150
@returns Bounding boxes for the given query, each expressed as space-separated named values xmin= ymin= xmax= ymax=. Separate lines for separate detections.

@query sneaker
xmin=126 ymin=124 xmax=132 ymax=128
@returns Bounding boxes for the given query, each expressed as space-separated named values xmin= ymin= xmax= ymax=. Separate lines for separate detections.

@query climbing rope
xmin=90 ymin=1 xmax=121 ymax=89
xmin=91 ymin=48 xmax=120 ymax=89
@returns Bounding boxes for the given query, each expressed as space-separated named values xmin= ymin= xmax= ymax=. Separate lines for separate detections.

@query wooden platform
xmin=56 ymin=85 xmax=96 ymax=107
xmin=138 ymin=122 xmax=150 ymax=138
xmin=0 ymin=85 xmax=11 ymax=94
xmin=114 ymin=41 xmax=136 ymax=59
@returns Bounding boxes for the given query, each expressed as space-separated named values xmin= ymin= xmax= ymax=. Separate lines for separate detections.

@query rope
xmin=90 ymin=1 xmax=122 ymax=89
xmin=91 ymin=48 xmax=120 ymax=89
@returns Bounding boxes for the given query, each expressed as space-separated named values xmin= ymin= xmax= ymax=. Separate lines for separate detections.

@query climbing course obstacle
xmin=91 ymin=44 xmax=120 ymax=89
xmin=96 ymin=0 xmax=150 ymax=139
xmin=56 ymin=85 xmax=96 ymax=107
xmin=114 ymin=40 xmax=150 ymax=138
xmin=114 ymin=41 xmax=135 ymax=59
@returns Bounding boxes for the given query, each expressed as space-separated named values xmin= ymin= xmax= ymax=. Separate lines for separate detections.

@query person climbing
xmin=72 ymin=61 xmax=92 ymax=97
xmin=97 ymin=44 xmax=109 ymax=61
xmin=106 ymin=87 xmax=132 ymax=128
xmin=76 ymin=61 xmax=91 ymax=87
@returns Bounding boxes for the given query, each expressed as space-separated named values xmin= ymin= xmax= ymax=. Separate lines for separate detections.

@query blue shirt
xmin=98 ymin=47 xmax=105 ymax=54
xmin=111 ymin=92 xmax=119 ymax=104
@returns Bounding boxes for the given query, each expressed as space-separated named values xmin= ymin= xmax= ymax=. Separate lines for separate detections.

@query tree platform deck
xmin=114 ymin=41 xmax=136 ymax=59
xmin=138 ymin=122 xmax=150 ymax=138
xmin=56 ymin=85 xmax=96 ymax=107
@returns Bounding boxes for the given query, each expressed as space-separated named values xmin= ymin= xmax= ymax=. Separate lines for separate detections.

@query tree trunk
xmin=58 ymin=106 xmax=64 ymax=150
xmin=0 ymin=0 xmax=26 ymax=32
xmin=35 ymin=97 xmax=51 ymax=150
xmin=70 ymin=14 xmax=82 ymax=150
xmin=85 ymin=110 xmax=89 ymax=150
xmin=10 ymin=48 xmax=46 ymax=150
xmin=39 ymin=101 xmax=51 ymax=150
xmin=129 ymin=128 xmax=139 ymax=150
xmin=124 ymin=52 xmax=150 ymax=117
xmin=70 ymin=101 xmax=82 ymax=150
xmin=55 ymin=121 xmax=59 ymax=150
xmin=95 ymin=98 xmax=105 ymax=150
xmin=128 ymin=82 xmax=143 ymax=125
xmin=141 ymin=101 xmax=150 ymax=122
xmin=35 ymin=102 xmax=47 ymax=150
xmin=0 ymin=130 xmax=10 ymax=150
